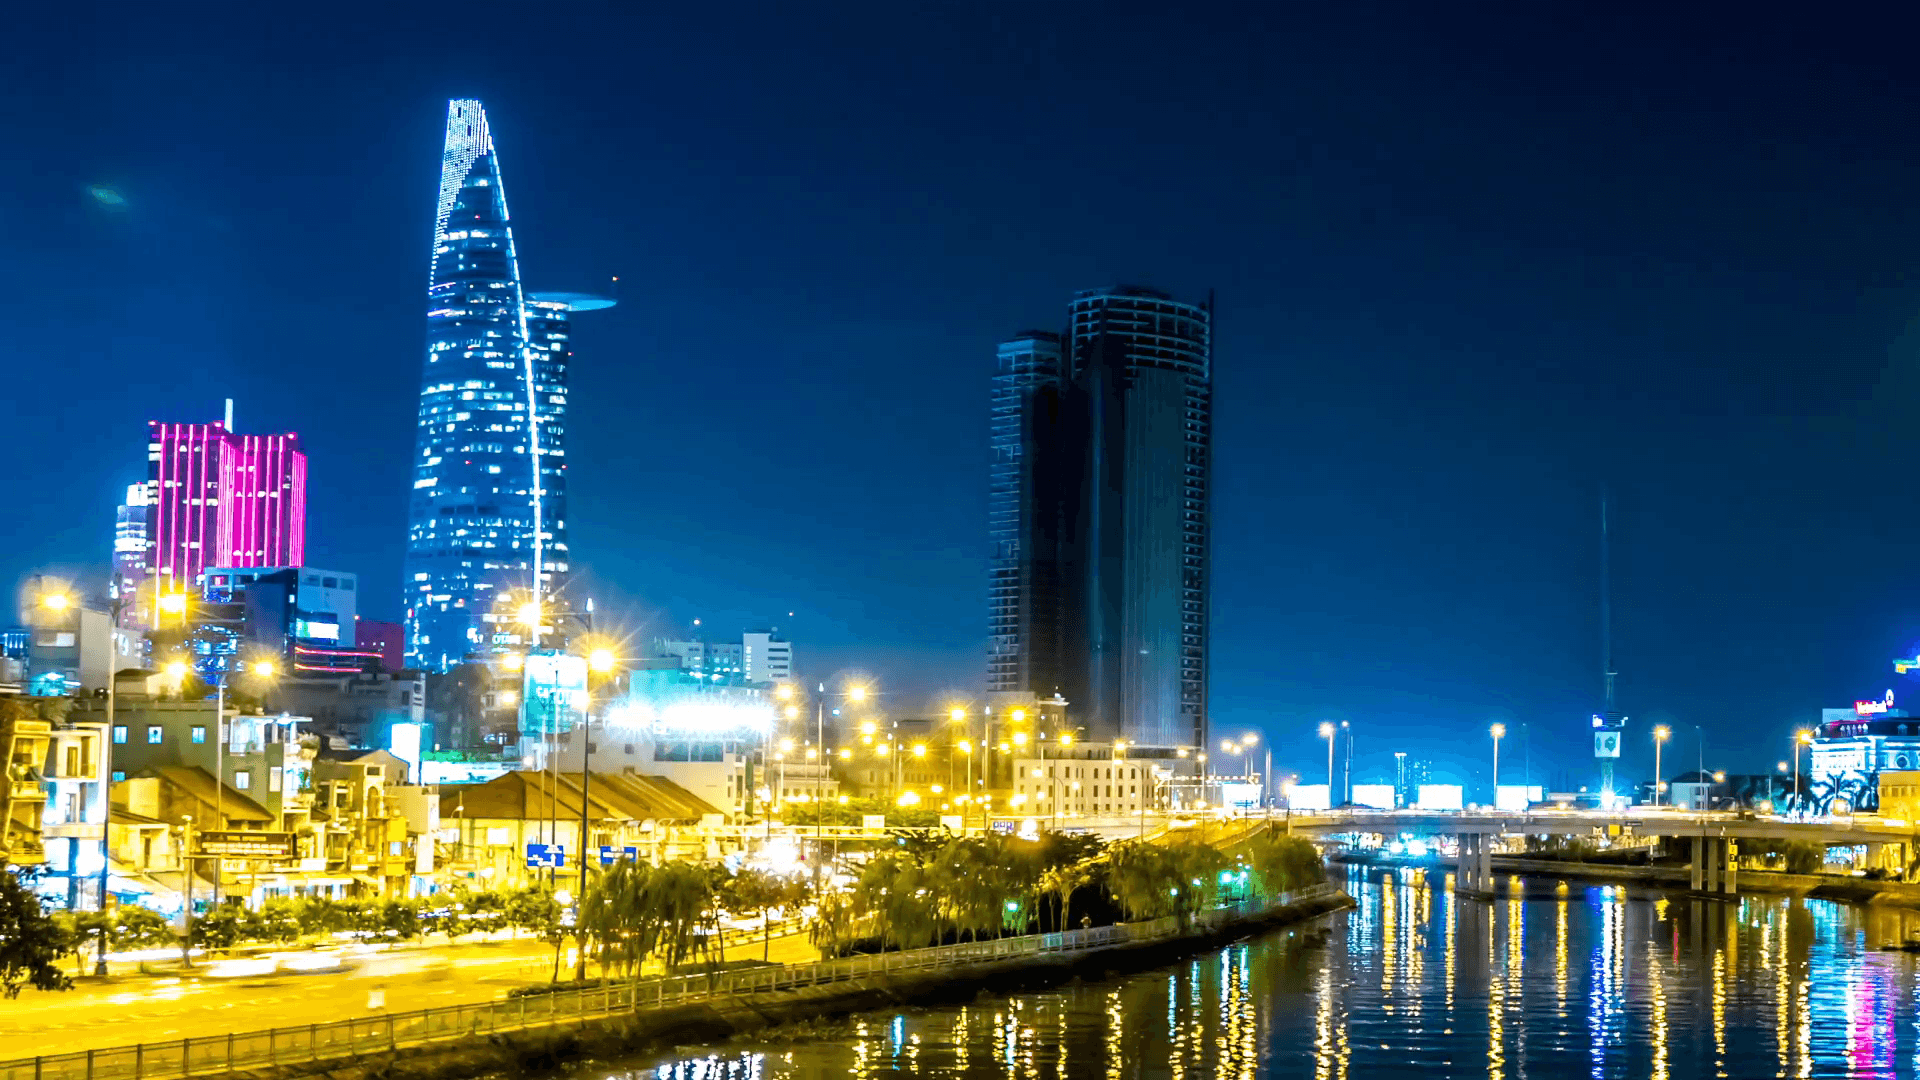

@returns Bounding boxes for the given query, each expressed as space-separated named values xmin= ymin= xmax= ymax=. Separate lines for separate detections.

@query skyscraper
xmin=405 ymin=100 xmax=612 ymax=673
xmin=145 ymin=421 xmax=307 ymax=607
xmin=990 ymin=287 xmax=1212 ymax=748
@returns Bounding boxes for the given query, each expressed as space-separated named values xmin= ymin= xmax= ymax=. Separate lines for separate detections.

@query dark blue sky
xmin=7 ymin=5 xmax=1920 ymax=787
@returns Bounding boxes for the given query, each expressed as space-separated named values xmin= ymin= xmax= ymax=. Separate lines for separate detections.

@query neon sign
xmin=1855 ymin=690 xmax=1895 ymax=717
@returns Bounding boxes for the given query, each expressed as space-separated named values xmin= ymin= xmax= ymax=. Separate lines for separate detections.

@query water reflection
xmin=627 ymin=867 xmax=1920 ymax=1079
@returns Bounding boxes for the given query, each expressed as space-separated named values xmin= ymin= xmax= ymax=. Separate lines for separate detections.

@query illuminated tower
xmin=145 ymin=420 xmax=306 ymax=606
xmin=405 ymin=100 xmax=613 ymax=672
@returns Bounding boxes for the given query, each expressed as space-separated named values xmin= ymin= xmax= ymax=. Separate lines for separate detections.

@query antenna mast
xmin=1602 ymin=489 xmax=1614 ymax=713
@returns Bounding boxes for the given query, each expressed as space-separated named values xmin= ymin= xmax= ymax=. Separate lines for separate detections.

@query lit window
xmin=234 ymin=771 xmax=251 ymax=791
xmin=191 ymin=726 xmax=206 ymax=744
xmin=112 ymin=727 xmax=127 ymax=745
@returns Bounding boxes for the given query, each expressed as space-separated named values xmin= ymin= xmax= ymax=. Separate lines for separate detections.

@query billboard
xmin=197 ymin=831 xmax=295 ymax=859
xmin=1594 ymin=731 xmax=1621 ymax=759
xmin=1283 ymin=783 xmax=1331 ymax=811
xmin=1416 ymin=784 xmax=1464 ymax=811
xmin=1351 ymin=784 xmax=1397 ymax=810
xmin=1494 ymin=785 xmax=1542 ymax=812
xmin=520 ymin=652 xmax=588 ymax=738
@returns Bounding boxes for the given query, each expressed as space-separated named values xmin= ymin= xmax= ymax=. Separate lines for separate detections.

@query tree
xmin=1246 ymin=834 xmax=1326 ymax=899
xmin=725 ymin=867 xmax=792 ymax=961
xmin=0 ymin=873 xmax=72 ymax=997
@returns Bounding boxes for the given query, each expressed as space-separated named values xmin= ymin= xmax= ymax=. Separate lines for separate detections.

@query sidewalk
xmin=0 ymin=931 xmax=817 ymax=1060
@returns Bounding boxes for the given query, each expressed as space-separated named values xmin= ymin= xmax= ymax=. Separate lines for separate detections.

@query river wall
xmin=237 ymin=889 xmax=1353 ymax=1080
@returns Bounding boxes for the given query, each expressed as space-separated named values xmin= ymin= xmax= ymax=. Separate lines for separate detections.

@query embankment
xmin=237 ymin=890 xmax=1352 ymax=1080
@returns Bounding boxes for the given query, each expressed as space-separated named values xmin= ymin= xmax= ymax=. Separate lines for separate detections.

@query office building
xmin=146 ymin=420 xmax=307 ymax=603
xmin=112 ymin=483 xmax=151 ymax=625
xmin=989 ymin=286 xmax=1213 ymax=747
xmin=24 ymin=598 xmax=139 ymax=697
xmin=404 ymin=99 xmax=614 ymax=673
xmin=189 ymin=567 xmax=379 ymax=677
xmin=656 ymin=629 xmax=794 ymax=687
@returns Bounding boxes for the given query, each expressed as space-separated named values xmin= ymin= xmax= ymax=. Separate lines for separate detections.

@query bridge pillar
xmin=1706 ymin=837 xmax=1721 ymax=893
xmin=1689 ymin=837 xmax=1705 ymax=892
xmin=1454 ymin=832 xmax=1493 ymax=896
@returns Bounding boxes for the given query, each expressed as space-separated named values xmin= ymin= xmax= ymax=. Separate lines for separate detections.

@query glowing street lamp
xmin=1319 ymin=722 xmax=1337 ymax=798
xmin=1652 ymin=725 xmax=1671 ymax=806
xmin=157 ymin=592 xmax=188 ymax=618
xmin=1490 ymin=723 xmax=1506 ymax=793
xmin=37 ymin=592 xmax=71 ymax=612
xmin=1792 ymin=730 xmax=1813 ymax=816
xmin=777 ymin=683 xmax=796 ymax=701
xmin=588 ymin=647 xmax=616 ymax=674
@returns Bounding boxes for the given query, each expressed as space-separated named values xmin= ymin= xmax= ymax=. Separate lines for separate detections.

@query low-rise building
xmin=437 ymin=770 xmax=717 ymax=889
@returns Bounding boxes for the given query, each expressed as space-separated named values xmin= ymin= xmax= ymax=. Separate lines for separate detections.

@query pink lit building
xmin=146 ymin=421 xmax=307 ymax=596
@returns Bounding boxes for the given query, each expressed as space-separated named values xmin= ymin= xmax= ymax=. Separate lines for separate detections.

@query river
xmin=593 ymin=867 xmax=1920 ymax=1078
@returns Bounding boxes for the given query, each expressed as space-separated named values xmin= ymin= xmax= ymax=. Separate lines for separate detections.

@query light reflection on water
xmin=618 ymin=868 xmax=1920 ymax=1079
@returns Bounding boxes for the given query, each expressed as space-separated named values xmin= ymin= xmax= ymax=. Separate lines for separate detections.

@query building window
xmin=191 ymin=726 xmax=206 ymax=744
xmin=111 ymin=771 xmax=125 ymax=783
xmin=112 ymin=726 xmax=127 ymax=745
xmin=269 ymin=766 xmax=283 ymax=792
xmin=234 ymin=770 xmax=251 ymax=790
xmin=145 ymin=726 xmax=162 ymax=744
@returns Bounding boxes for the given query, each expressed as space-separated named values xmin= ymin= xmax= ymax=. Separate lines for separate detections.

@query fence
xmin=2 ymin=885 xmax=1340 ymax=1080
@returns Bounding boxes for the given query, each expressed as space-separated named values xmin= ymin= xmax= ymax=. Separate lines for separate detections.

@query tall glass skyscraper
xmin=405 ymin=100 xmax=613 ymax=672
xmin=990 ymin=287 xmax=1212 ymax=748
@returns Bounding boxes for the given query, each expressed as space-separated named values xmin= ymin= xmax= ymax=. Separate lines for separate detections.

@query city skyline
xmin=8 ymin=8 xmax=1920 ymax=782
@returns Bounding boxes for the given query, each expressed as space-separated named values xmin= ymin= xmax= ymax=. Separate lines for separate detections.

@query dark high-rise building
xmin=404 ymin=100 xmax=612 ymax=673
xmin=990 ymin=287 xmax=1212 ymax=748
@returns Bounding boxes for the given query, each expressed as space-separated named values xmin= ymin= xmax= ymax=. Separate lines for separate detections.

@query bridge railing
xmin=0 ymin=885 xmax=1342 ymax=1080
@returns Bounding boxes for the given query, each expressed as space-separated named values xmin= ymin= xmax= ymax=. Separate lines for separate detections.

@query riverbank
xmin=29 ymin=886 xmax=1349 ymax=1080
xmin=1337 ymin=851 xmax=1920 ymax=906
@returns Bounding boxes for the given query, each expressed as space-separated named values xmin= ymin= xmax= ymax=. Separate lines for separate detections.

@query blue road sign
xmin=598 ymin=845 xmax=640 ymax=865
xmin=525 ymin=843 xmax=566 ymax=868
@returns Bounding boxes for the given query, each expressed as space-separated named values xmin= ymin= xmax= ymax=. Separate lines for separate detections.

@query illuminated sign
xmin=1856 ymin=690 xmax=1895 ymax=717
xmin=1415 ymin=785 xmax=1464 ymax=811
xmin=520 ymin=652 xmax=588 ymax=737
xmin=597 ymin=845 xmax=640 ymax=866
xmin=1283 ymin=783 xmax=1331 ymax=811
xmin=197 ymin=831 xmax=295 ymax=859
xmin=1350 ymin=784 xmax=1396 ymax=810
xmin=525 ymin=843 xmax=565 ymax=869
xmin=1594 ymin=732 xmax=1621 ymax=758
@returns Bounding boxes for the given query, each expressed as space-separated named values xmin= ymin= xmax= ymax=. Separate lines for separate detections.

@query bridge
xmin=1277 ymin=808 xmax=1919 ymax=897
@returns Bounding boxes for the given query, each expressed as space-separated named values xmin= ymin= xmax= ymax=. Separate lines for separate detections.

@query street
xmin=0 ymin=931 xmax=818 ymax=1061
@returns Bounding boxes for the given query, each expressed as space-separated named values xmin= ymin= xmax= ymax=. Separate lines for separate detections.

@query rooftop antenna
xmin=1601 ymin=488 xmax=1614 ymax=715
xmin=1594 ymin=488 xmax=1625 ymax=799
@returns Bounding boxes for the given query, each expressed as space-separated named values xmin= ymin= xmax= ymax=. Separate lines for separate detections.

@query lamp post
xmin=1793 ymin=730 xmax=1812 ymax=817
xmin=1652 ymin=725 xmax=1670 ymax=806
xmin=812 ymin=682 xmax=867 ymax=872
xmin=37 ymin=586 xmax=123 ymax=975
xmin=1490 ymin=723 xmax=1505 ymax=801
xmin=1319 ymin=722 xmax=1336 ymax=804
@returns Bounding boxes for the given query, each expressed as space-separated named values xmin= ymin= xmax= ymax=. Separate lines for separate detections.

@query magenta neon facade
xmin=146 ymin=422 xmax=307 ymax=596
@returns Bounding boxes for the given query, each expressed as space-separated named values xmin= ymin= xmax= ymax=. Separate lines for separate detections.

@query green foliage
xmin=777 ymin=797 xmax=941 ymax=829
xmin=575 ymin=859 xmax=728 ymax=979
xmin=112 ymin=905 xmax=177 ymax=950
xmin=1774 ymin=840 xmax=1826 ymax=875
xmin=1104 ymin=839 xmax=1229 ymax=927
xmin=0 ymin=872 xmax=72 ymax=997
xmin=1246 ymin=834 xmax=1326 ymax=898
xmin=1524 ymin=834 xmax=1600 ymax=860
xmin=188 ymin=906 xmax=242 ymax=951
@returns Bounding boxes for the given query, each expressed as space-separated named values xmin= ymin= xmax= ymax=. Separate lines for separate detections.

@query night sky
xmin=7 ymin=5 xmax=1920 ymax=788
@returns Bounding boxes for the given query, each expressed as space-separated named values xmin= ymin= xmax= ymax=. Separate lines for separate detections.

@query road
xmin=0 ymin=931 xmax=819 ymax=1061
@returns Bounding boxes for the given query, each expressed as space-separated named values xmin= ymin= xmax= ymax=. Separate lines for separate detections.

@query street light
xmin=1793 ymin=730 xmax=1813 ymax=817
xmin=1319 ymin=722 xmax=1337 ymax=801
xmin=39 ymin=592 xmax=71 ymax=612
xmin=1652 ymin=725 xmax=1671 ymax=806
xmin=1490 ymin=723 xmax=1505 ymax=795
